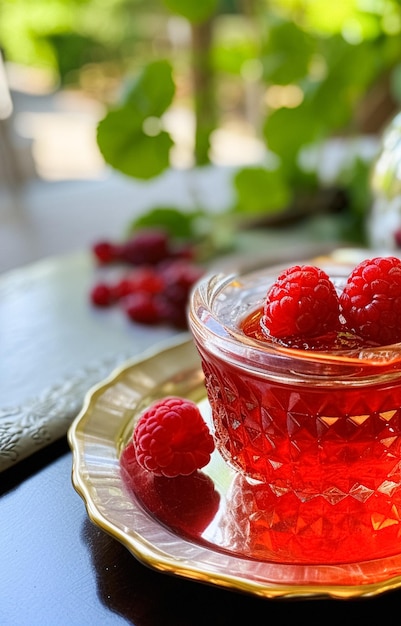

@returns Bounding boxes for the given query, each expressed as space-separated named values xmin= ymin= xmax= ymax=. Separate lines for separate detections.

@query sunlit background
xmin=1 ymin=0 xmax=401 ymax=272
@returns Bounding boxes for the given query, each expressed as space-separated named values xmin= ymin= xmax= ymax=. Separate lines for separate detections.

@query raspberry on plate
xmin=262 ymin=264 xmax=340 ymax=339
xmin=133 ymin=396 xmax=215 ymax=477
xmin=339 ymin=256 xmax=401 ymax=345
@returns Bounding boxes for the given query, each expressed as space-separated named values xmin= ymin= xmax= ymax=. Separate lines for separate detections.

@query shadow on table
xmin=82 ymin=518 xmax=401 ymax=625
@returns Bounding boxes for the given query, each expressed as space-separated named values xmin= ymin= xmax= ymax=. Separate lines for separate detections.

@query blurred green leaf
xmin=307 ymin=36 xmax=380 ymax=130
xmin=97 ymin=60 xmax=175 ymax=179
xmin=123 ymin=59 xmax=175 ymax=116
xmin=233 ymin=167 xmax=291 ymax=214
xmin=161 ymin=0 xmax=218 ymax=24
xmin=211 ymin=17 xmax=260 ymax=75
xmin=212 ymin=38 xmax=259 ymax=75
xmin=336 ymin=157 xmax=373 ymax=244
xmin=263 ymin=33 xmax=385 ymax=182
xmin=263 ymin=103 xmax=321 ymax=169
xmin=391 ymin=62 xmax=401 ymax=103
xmin=128 ymin=205 xmax=235 ymax=260
xmin=48 ymin=32 xmax=110 ymax=84
xmin=128 ymin=207 xmax=202 ymax=239
xmin=97 ymin=109 xmax=173 ymax=179
xmin=262 ymin=19 xmax=315 ymax=84
xmin=269 ymin=0 xmax=382 ymax=36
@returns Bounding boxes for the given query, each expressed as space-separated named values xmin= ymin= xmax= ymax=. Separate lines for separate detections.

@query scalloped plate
xmin=68 ymin=335 xmax=401 ymax=600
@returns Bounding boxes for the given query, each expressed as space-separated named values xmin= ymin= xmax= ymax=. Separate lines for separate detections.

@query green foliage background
xmin=2 ymin=0 xmax=401 ymax=251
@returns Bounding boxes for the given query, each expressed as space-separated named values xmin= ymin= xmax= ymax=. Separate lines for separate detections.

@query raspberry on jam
xmin=262 ymin=264 xmax=340 ymax=340
xmin=340 ymin=256 xmax=401 ymax=345
xmin=260 ymin=256 xmax=401 ymax=349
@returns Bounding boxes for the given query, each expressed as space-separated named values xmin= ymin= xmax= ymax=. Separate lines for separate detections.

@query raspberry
xmin=263 ymin=264 xmax=340 ymax=339
xmin=89 ymin=282 xmax=115 ymax=307
xmin=113 ymin=267 xmax=165 ymax=300
xmin=160 ymin=260 xmax=204 ymax=306
xmin=155 ymin=297 xmax=189 ymax=329
xmin=123 ymin=291 xmax=162 ymax=324
xmin=89 ymin=229 xmax=204 ymax=329
xmin=116 ymin=229 xmax=170 ymax=265
xmin=157 ymin=260 xmax=204 ymax=328
xmin=112 ymin=277 xmax=136 ymax=300
xmin=92 ymin=240 xmax=119 ymax=264
xmin=133 ymin=396 xmax=215 ymax=477
xmin=339 ymin=256 xmax=401 ymax=345
xmin=395 ymin=229 xmax=401 ymax=248
xmin=120 ymin=442 xmax=220 ymax=536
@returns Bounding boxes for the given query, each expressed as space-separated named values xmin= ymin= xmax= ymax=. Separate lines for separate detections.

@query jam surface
xmin=242 ymin=307 xmax=378 ymax=351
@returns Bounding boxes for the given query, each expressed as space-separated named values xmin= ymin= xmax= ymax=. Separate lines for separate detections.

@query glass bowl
xmin=188 ymin=261 xmax=401 ymax=564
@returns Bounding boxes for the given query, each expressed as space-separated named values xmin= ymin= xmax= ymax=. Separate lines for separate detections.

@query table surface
xmin=4 ymin=443 xmax=401 ymax=626
xmin=3 ymin=245 xmax=401 ymax=625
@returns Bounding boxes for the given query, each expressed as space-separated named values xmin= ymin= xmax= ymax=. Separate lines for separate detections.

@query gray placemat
xmin=0 ymin=350 xmax=132 ymax=471
xmin=0 ymin=251 xmax=179 ymax=471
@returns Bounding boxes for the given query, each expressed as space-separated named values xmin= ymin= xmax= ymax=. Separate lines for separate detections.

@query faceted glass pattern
xmin=200 ymin=353 xmax=401 ymax=563
xmin=189 ymin=264 xmax=401 ymax=564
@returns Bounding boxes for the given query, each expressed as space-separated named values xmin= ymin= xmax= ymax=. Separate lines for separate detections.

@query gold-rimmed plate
xmin=68 ymin=335 xmax=401 ymax=600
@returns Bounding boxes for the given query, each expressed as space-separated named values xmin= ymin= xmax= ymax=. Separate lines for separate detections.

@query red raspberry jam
xmin=189 ymin=263 xmax=401 ymax=564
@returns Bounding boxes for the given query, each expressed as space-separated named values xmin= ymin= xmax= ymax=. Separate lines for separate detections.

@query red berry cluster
xmin=89 ymin=229 xmax=204 ymax=329
xmin=263 ymin=256 xmax=401 ymax=347
xmin=133 ymin=396 xmax=215 ymax=477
